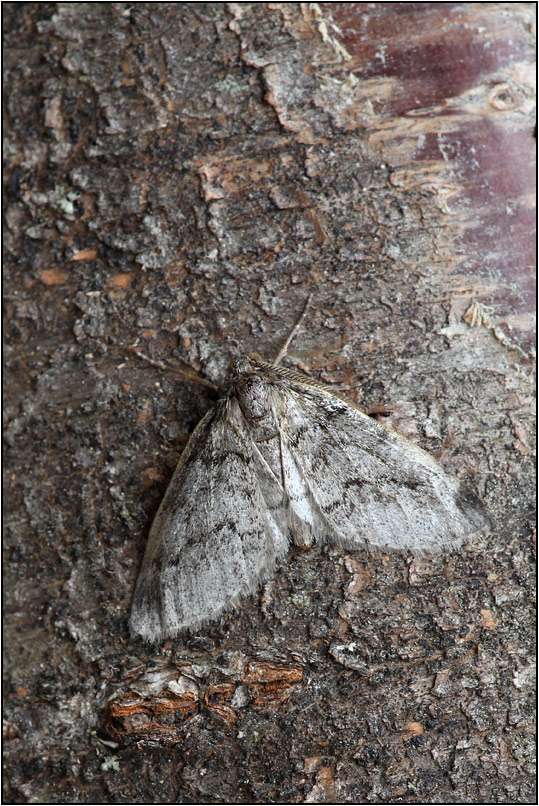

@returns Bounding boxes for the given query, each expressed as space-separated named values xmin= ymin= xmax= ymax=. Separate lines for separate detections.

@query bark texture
xmin=3 ymin=3 xmax=535 ymax=803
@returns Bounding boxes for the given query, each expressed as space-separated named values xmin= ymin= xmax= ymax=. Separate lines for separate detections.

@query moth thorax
xmin=234 ymin=375 xmax=270 ymax=420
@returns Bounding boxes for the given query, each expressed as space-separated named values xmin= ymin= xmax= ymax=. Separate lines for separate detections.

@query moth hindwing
xmin=130 ymin=353 xmax=490 ymax=641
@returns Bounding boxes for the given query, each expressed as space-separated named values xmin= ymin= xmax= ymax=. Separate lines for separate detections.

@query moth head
xmin=228 ymin=353 xmax=269 ymax=376
xmin=228 ymin=355 xmax=257 ymax=378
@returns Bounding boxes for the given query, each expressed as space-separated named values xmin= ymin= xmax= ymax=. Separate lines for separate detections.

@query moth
xmin=130 ymin=320 xmax=490 ymax=641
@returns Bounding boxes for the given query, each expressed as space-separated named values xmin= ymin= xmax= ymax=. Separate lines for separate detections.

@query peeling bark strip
xmin=106 ymin=690 xmax=199 ymax=743
xmin=3 ymin=3 xmax=535 ymax=803
xmin=104 ymin=660 xmax=304 ymax=742
xmin=243 ymin=661 xmax=304 ymax=709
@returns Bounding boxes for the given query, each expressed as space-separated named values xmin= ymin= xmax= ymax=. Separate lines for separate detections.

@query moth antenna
xmin=273 ymin=293 xmax=313 ymax=366
xmin=126 ymin=345 xmax=219 ymax=392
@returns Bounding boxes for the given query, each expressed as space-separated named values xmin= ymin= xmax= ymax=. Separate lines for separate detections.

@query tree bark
xmin=3 ymin=3 xmax=535 ymax=803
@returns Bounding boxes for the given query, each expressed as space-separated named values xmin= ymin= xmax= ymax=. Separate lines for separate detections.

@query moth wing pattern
xmin=277 ymin=377 xmax=490 ymax=554
xmin=130 ymin=399 xmax=289 ymax=641
xmin=130 ymin=350 xmax=491 ymax=642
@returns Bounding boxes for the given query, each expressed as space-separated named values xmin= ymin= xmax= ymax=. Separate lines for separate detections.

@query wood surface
xmin=3 ymin=3 xmax=535 ymax=803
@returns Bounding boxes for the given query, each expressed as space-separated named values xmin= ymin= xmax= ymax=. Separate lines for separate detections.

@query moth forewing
xmin=276 ymin=373 xmax=488 ymax=551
